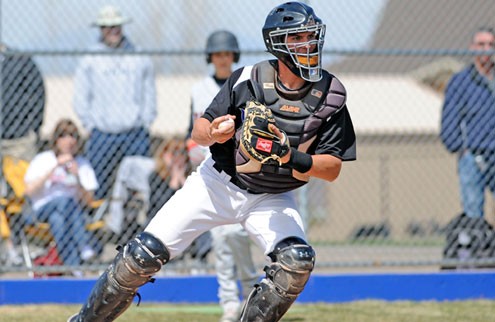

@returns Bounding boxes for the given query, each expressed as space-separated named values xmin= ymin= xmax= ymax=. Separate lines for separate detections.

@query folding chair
xmin=0 ymin=156 xmax=29 ymax=267
xmin=0 ymin=155 xmax=107 ymax=277
xmin=20 ymin=199 xmax=108 ymax=277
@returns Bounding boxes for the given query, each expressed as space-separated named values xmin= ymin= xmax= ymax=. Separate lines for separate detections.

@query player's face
xmin=286 ymin=31 xmax=319 ymax=67
xmin=211 ymin=52 xmax=235 ymax=68
xmin=286 ymin=32 xmax=318 ymax=52
xmin=211 ymin=51 xmax=235 ymax=77
xmin=471 ymin=31 xmax=495 ymax=65
xmin=100 ymin=25 xmax=123 ymax=48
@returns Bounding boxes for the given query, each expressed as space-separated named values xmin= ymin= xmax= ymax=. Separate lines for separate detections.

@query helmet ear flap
xmin=206 ymin=54 xmax=212 ymax=64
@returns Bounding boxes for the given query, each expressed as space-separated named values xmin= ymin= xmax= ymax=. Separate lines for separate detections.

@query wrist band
xmin=288 ymin=147 xmax=313 ymax=173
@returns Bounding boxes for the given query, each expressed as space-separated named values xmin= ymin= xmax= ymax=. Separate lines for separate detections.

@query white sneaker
xmin=220 ymin=303 xmax=241 ymax=322
xmin=80 ymin=246 xmax=96 ymax=262
xmin=72 ymin=270 xmax=84 ymax=278
xmin=7 ymin=249 xmax=23 ymax=266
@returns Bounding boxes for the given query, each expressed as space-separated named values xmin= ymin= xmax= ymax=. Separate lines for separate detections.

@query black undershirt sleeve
xmin=314 ymin=105 xmax=356 ymax=161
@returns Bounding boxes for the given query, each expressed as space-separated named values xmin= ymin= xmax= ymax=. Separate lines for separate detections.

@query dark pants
xmin=458 ymin=151 xmax=495 ymax=218
xmin=86 ymin=127 xmax=150 ymax=199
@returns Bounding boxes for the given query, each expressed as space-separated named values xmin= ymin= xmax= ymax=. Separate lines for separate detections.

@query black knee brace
xmin=240 ymin=237 xmax=315 ymax=322
xmin=70 ymin=232 xmax=169 ymax=322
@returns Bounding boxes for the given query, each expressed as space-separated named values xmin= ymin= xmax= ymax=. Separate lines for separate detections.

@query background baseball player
xmin=68 ymin=2 xmax=356 ymax=322
xmin=188 ymin=30 xmax=258 ymax=322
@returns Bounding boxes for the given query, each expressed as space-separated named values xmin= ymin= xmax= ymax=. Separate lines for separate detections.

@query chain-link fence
xmin=1 ymin=0 xmax=495 ymax=277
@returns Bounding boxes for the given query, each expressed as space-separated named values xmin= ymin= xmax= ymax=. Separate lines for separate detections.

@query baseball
xmin=218 ymin=118 xmax=234 ymax=129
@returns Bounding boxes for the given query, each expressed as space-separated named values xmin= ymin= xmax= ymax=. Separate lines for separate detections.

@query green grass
xmin=1 ymin=300 xmax=494 ymax=322
xmin=310 ymin=238 xmax=445 ymax=247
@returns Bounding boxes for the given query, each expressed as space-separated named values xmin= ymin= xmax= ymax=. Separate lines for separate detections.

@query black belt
xmin=212 ymin=162 xmax=262 ymax=194
xmin=212 ymin=162 xmax=243 ymax=187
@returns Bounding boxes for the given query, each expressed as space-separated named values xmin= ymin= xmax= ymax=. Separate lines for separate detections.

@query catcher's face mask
xmin=267 ymin=23 xmax=325 ymax=82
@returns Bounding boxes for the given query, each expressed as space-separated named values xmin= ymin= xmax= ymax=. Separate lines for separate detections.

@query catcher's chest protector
xmin=235 ymin=60 xmax=346 ymax=194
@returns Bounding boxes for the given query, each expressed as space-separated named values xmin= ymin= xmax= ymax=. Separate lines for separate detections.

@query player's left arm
xmin=270 ymin=125 xmax=342 ymax=182
xmin=311 ymin=106 xmax=356 ymax=182
xmin=277 ymin=105 xmax=356 ymax=183
xmin=305 ymin=154 xmax=342 ymax=182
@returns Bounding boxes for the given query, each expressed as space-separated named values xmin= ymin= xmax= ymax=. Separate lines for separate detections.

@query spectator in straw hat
xmin=73 ymin=5 xmax=157 ymax=200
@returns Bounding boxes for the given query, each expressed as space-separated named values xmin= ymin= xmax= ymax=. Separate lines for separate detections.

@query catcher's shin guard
xmin=69 ymin=232 xmax=169 ymax=322
xmin=240 ymin=237 xmax=315 ymax=322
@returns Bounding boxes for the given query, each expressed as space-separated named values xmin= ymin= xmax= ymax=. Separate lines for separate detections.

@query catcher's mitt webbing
xmin=237 ymin=101 xmax=290 ymax=172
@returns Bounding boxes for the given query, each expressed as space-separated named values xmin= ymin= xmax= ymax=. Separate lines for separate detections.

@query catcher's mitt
xmin=236 ymin=100 xmax=290 ymax=174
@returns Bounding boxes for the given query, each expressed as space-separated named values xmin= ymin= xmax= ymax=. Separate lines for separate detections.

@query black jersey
xmin=202 ymin=61 xmax=356 ymax=186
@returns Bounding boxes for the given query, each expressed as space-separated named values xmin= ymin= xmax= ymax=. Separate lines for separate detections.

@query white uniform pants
xmin=145 ymin=157 xmax=307 ymax=259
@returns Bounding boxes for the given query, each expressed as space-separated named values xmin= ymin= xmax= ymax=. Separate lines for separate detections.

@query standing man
xmin=73 ymin=5 xmax=157 ymax=199
xmin=189 ymin=30 xmax=258 ymax=322
xmin=68 ymin=2 xmax=356 ymax=322
xmin=440 ymin=27 xmax=495 ymax=218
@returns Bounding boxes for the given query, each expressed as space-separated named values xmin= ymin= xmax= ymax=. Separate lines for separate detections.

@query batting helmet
xmin=262 ymin=2 xmax=326 ymax=82
xmin=206 ymin=30 xmax=240 ymax=63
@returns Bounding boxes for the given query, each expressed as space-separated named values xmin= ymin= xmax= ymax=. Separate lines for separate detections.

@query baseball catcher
xmin=68 ymin=2 xmax=356 ymax=322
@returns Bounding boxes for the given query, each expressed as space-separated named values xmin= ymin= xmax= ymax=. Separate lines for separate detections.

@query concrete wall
xmin=311 ymin=136 xmax=494 ymax=241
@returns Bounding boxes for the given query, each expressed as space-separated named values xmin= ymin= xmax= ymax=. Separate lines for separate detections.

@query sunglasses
xmin=100 ymin=26 xmax=122 ymax=31
xmin=58 ymin=132 xmax=79 ymax=139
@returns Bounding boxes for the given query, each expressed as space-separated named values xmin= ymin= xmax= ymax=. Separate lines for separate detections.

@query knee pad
xmin=239 ymin=237 xmax=315 ymax=322
xmin=129 ymin=232 xmax=170 ymax=268
xmin=113 ymin=232 xmax=170 ymax=288
xmin=266 ymin=237 xmax=315 ymax=296
xmin=72 ymin=232 xmax=170 ymax=322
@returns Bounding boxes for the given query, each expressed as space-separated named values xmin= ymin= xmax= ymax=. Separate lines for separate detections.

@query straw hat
xmin=92 ymin=5 xmax=132 ymax=27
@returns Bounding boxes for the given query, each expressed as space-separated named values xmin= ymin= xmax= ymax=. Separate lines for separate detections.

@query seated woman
xmin=148 ymin=137 xmax=191 ymax=219
xmin=24 ymin=119 xmax=99 ymax=269
xmin=107 ymin=136 xmax=192 ymax=239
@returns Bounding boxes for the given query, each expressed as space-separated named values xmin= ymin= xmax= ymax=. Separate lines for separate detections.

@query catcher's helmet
xmin=206 ymin=30 xmax=240 ymax=63
xmin=262 ymin=2 xmax=326 ymax=82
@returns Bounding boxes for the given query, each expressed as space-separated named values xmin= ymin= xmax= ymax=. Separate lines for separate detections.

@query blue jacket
xmin=440 ymin=64 xmax=495 ymax=154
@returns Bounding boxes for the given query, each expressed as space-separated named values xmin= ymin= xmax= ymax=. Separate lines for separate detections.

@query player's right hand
xmin=210 ymin=115 xmax=236 ymax=144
